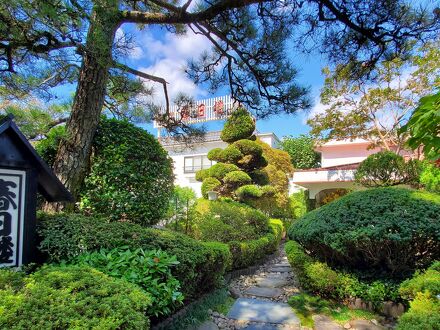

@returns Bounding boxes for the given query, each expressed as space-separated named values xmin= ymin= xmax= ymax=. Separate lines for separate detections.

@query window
xmin=184 ymin=155 xmax=213 ymax=173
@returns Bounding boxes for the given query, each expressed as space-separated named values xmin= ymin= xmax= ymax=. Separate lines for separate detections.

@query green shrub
xmin=35 ymin=125 xmax=68 ymax=167
xmin=207 ymin=148 xmax=224 ymax=161
xmin=236 ymin=184 xmax=263 ymax=200
xmin=228 ymin=219 xmax=283 ymax=269
xmin=201 ymin=177 xmax=222 ymax=198
xmin=191 ymin=199 xmax=269 ymax=242
xmin=284 ymin=241 xmax=400 ymax=306
xmin=354 ymin=151 xmax=415 ymax=187
xmin=196 ymin=168 xmax=209 ymax=181
xmin=0 ymin=265 xmax=151 ymax=330
xmin=206 ymin=163 xmax=240 ymax=180
xmin=289 ymin=190 xmax=312 ymax=219
xmin=75 ymin=247 xmax=184 ymax=317
xmin=220 ymin=107 xmax=255 ymax=143
xmin=420 ymin=162 xmax=440 ymax=193
xmin=399 ymin=261 xmax=440 ymax=300
xmin=0 ymin=269 xmax=25 ymax=291
xmin=397 ymin=292 xmax=440 ymax=330
xmin=37 ymin=213 xmax=229 ymax=299
xmin=221 ymin=145 xmax=244 ymax=163
xmin=249 ymin=169 xmax=270 ymax=185
xmin=233 ymin=139 xmax=263 ymax=157
xmin=223 ymin=170 xmax=252 ymax=187
xmin=289 ymin=188 xmax=440 ymax=279
xmin=80 ymin=118 xmax=174 ymax=225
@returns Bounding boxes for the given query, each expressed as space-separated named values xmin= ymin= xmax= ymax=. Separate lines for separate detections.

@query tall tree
xmin=308 ymin=40 xmax=440 ymax=152
xmin=1 ymin=0 xmax=439 ymax=206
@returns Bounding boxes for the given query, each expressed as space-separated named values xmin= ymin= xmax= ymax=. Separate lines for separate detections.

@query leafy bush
xmin=396 ymin=292 xmax=440 ymax=330
xmin=201 ymin=177 xmax=222 ymax=198
xmin=289 ymin=190 xmax=313 ymax=219
xmin=75 ymin=247 xmax=184 ymax=317
xmin=280 ymin=134 xmax=320 ymax=169
xmin=0 ymin=265 xmax=151 ymax=329
xmin=220 ymin=107 xmax=255 ymax=143
xmin=207 ymin=148 xmax=224 ymax=161
xmin=191 ymin=199 xmax=269 ymax=242
xmin=289 ymin=188 xmax=440 ymax=279
xmin=233 ymin=139 xmax=263 ymax=157
xmin=223 ymin=170 xmax=252 ymax=187
xmin=420 ymin=162 xmax=440 ymax=193
xmin=80 ymin=118 xmax=174 ymax=225
xmin=228 ymin=219 xmax=283 ymax=269
xmin=399 ymin=261 xmax=440 ymax=300
xmin=206 ymin=163 xmax=240 ymax=180
xmin=354 ymin=151 xmax=417 ymax=187
xmin=285 ymin=241 xmax=400 ymax=306
xmin=35 ymin=125 xmax=68 ymax=167
xmin=37 ymin=213 xmax=230 ymax=299
xmin=236 ymin=184 xmax=263 ymax=200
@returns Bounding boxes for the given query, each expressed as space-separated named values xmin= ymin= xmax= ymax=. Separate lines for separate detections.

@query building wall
xmin=320 ymin=144 xmax=381 ymax=167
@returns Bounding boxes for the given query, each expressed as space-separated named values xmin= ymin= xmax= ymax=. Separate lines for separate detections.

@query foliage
xmin=320 ymin=188 xmax=350 ymax=206
xmin=354 ymin=151 xmax=419 ymax=187
xmin=37 ymin=213 xmax=230 ymax=299
xmin=75 ymin=247 xmax=184 ymax=317
xmin=80 ymin=118 xmax=174 ymax=225
xmin=288 ymin=293 xmax=377 ymax=328
xmin=158 ymin=288 xmax=233 ymax=330
xmin=280 ymin=135 xmax=320 ymax=169
xmin=220 ymin=107 xmax=255 ymax=143
xmin=196 ymin=109 xmax=270 ymax=200
xmin=0 ymin=265 xmax=151 ymax=330
xmin=167 ymin=185 xmax=197 ymax=220
xmin=190 ymin=199 xmax=269 ymax=242
xmin=399 ymin=261 xmax=440 ymax=301
xmin=35 ymin=125 xmax=68 ymax=167
xmin=401 ymin=90 xmax=440 ymax=161
xmin=309 ymin=41 xmax=440 ymax=151
xmin=396 ymin=292 xmax=440 ymax=330
xmin=289 ymin=188 xmax=440 ymax=279
xmin=285 ymin=241 xmax=400 ymax=307
xmin=419 ymin=162 xmax=440 ymax=193
xmin=201 ymin=177 xmax=222 ymax=199
xmin=228 ymin=219 xmax=283 ymax=269
xmin=236 ymin=184 xmax=263 ymax=200
xmin=289 ymin=190 xmax=313 ymax=219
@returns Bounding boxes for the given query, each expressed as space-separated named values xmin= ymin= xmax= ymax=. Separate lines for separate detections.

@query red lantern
xmin=198 ymin=104 xmax=205 ymax=117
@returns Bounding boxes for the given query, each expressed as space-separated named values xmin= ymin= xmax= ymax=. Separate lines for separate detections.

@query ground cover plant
xmin=37 ymin=213 xmax=231 ymax=300
xmin=75 ymin=247 xmax=184 ymax=317
xmin=289 ymin=187 xmax=440 ymax=280
xmin=0 ymin=265 xmax=151 ymax=330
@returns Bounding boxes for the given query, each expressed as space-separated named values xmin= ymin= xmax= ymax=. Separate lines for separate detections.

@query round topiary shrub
xmin=220 ymin=107 xmax=255 ymax=143
xmin=236 ymin=184 xmax=263 ymax=200
xmin=207 ymin=148 xmax=224 ymax=161
xmin=289 ymin=188 xmax=440 ymax=279
xmin=233 ymin=139 xmax=263 ymax=157
xmin=220 ymin=145 xmax=243 ymax=163
xmin=81 ymin=118 xmax=174 ymax=225
xmin=201 ymin=177 xmax=221 ymax=198
xmin=223 ymin=170 xmax=252 ymax=187
xmin=206 ymin=163 xmax=239 ymax=180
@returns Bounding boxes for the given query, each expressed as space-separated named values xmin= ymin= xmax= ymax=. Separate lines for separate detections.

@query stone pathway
xmin=198 ymin=243 xmax=387 ymax=330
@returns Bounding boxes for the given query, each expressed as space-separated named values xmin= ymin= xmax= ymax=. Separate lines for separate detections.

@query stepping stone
xmin=350 ymin=320 xmax=384 ymax=330
xmin=268 ymin=266 xmax=291 ymax=273
xmin=197 ymin=320 xmax=219 ymax=330
xmin=272 ymin=263 xmax=290 ymax=267
xmin=313 ymin=315 xmax=343 ymax=330
xmin=245 ymin=286 xmax=283 ymax=298
xmin=255 ymin=276 xmax=289 ymax=288
xmin=227 ymin=298 xmax=300 ymax=325
xmin=243 ymin=324 xmax=280 ymax=330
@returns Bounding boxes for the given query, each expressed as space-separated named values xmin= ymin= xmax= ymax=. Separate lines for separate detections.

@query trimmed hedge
xmin=228 ymin=219 xmax=283 ymax=269
xmin=284 ymin=241 xmax=400 ymax=307
xmin=37 ymin=213 xmax=231 ymax=300
xmin=201 ymin=177 xmax=221 ymax=198
xmin=220 ymin=107 xmax=255 ymax=143
xmin=289 ymin=188 xmax=440 ymax=279
xmin=0 ymin=265 xmax=151 ymax=329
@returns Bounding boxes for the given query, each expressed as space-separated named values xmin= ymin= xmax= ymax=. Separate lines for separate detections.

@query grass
xmin=288 ymin=293 xmax=378 ymax=328
xmin=158 ymin=288 xmax=235 ymax=330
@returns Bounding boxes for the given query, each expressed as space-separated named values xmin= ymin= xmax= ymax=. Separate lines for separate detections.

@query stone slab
xmin=245 ymin=286 xmax=283 ymax=298
xmin=313 ymin=315 xmax=343 ymax=330
xmin=243 ymin=324 xmax=279 ymax=330
xmin=255 ymin=276 xmax=289 ymax=288
xmin=197 ymin=321 xmax=219 ymax=330
xmin=268 ymin=266 xmax=291 ymax=273
xmin=272 ymin=263 xmax=290 ymax=267
xmin=227 ymin=298 xmax=300 ymax=325
xmin=350 ymin=320 xmax=384 ymax=330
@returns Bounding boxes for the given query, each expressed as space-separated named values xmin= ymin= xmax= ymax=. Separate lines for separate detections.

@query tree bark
xmin=44 ymin=1 xmax=120 ymax=211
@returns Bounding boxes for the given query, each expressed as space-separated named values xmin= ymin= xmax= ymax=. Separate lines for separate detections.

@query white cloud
xmin=137 ymin=29 xmax=213 ymax=104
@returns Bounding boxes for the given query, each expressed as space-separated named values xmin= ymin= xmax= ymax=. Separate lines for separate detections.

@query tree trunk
xmin=44 ymin=1 xmax=120 ymax=212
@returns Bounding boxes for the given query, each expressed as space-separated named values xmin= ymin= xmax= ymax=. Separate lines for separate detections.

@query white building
xmin=161 ymin=131 xmax=280 ymax=197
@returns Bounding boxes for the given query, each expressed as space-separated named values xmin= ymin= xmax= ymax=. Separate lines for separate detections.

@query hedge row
xmin=228 ymin=219 xmax=283 ymax=269
xmin=284 ymin=241 xmax=400 ymax=307
xmin=37 ymin=213 xmax=231 ymax=300
xmin=0 ymin=265 xmax=151 ymax=330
